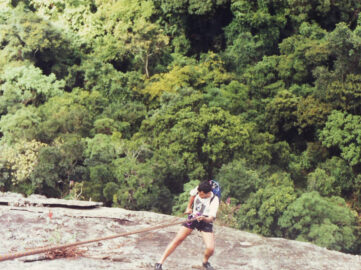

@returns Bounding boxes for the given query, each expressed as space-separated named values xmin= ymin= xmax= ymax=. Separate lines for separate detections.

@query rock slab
xmin=0 ymin=196 xmax=360 ymax=269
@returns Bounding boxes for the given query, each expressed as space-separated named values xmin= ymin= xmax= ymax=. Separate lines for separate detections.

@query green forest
xmin=1 ymin=0 xmax=361 ymax=254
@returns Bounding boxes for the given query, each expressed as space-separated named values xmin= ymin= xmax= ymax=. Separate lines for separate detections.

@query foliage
xmin=2 ymin=0 xmax=361 ymax=254
xmin=288 ymin=142 xmax=330 ymax=189
xmin=296 ymin=95 xmax=332 ymax=136
xmin=215 ymin=200 xmax=239 ymax=228
xmin=0 ymin=106 xmax=40 ymax=143
xmin=204 ymin=80 xmax=250 ymax=115
xmin=350 ymin=175 xmax=361 ymax=211
xmin=296 ymin=142 xmax=329 ymax=171
xmin=82 ymin=164 xmax=114 ymax=203
xmin=279 ymin=191 xmax=359 ymax=253
xmin=307 ymin=168 xmax=341 ymax=197
xmin=327 ymin=23 xmax=361 ymax=77
xmin=100 ymin=100 xmax=147 ymax=138
xmin=36 ymin=90 xmax=104 ymax=142
xmin=0 ymin=64 xmax=64 ymax=115
xmin=317 ymin=157 xmax=355 ymax=196
xmin=0 ymin=133 xmax=86 ymax=197
xmin=313 ymin=24 xmax=361 ymax=101
xmin=237 ymin=172 xmax=297 ymax=237
xmin=142 ymin=53 xmax=234 ymax=99
xmin=152 ymin=0 xmax=231 ymax=54
xmin=223 ymin=31 xmax=261 ymax=74
xmin=137 ymin=90 xmax=274 ymax=181
xmin=324 ymin=74 xmax=361 ymax=115
xmin=265 ymin=90 xmax=299 ymax=136
xmin=0 ymin=5 xmax=79 ymax=77
xmin=1 ymin=139 xmax=46 ymax=186
xmin=85 ymin=0 xmax=169 ymax=77
xmin=216 ymin=159 xmax=260 ymax=204
xmin=287 ymin=0 xmax=361 ymax=30
xmin=30 ymin=145 xmax=65 ymax=197
xmin=225 ymin=0 xmax=288 ymax=65
xmin=241 ymin=56 xmax=280 ymax=100
xmin=156 ymin=0 xmax=229 ymax=15
xmin=172 ymin=179 xmax=200 ymax=215
xmin=277 ymin=22 xmax=330 ymax=85
xmin=83 ymin=134 xmax=120 ymax=166
xmin=111 ymin=157 xmax=172 ymax=213
xmin=320 ymin=110 xmax=361 ymax=167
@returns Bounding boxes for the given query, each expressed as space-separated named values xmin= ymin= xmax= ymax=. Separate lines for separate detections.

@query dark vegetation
xmin=1 ymin=0 xmax=361 ymax=254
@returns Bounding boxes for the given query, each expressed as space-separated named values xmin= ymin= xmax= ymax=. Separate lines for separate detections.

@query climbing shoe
xmin=154 ymin=263 xmax=162 ymax=270
xmin=202 ymin=261 xmax=214 ymax=270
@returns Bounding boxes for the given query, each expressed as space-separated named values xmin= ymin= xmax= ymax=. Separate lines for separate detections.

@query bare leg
xmin=158 ymin=226 xmax=193 ymax=264
xmin=200 ymin=231 xmax=215 ymax=264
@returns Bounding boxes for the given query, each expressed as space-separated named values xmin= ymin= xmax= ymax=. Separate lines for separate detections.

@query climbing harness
xmin=0 ymin=216 xmax=197 ymax=262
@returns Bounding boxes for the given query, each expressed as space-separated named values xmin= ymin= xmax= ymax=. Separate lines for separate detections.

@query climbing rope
xmin=0 ymin=216 xmax=197 ymax=262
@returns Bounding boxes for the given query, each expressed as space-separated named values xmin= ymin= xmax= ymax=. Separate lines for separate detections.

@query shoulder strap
xmin=210 ymin=194 xmax=216 ymax=203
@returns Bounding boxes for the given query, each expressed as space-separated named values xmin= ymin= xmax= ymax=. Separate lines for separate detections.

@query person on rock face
xmin=154 ymin=181 xmax=220 ymax=270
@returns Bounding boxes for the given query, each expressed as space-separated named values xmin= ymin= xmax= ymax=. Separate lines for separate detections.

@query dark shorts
xmin=182 ymin=217 xmax=213 ymax=232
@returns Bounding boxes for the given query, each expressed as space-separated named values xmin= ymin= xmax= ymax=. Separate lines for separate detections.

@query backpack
xmin=209 ymin=180 xmax=221 ymax=201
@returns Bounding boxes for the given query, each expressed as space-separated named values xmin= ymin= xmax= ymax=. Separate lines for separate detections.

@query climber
xmin=154 ymin=180 xmax=220 ymax=270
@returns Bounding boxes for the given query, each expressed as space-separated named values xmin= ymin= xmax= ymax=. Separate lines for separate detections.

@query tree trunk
xmin=145 ymin=54 xmax=149 ymax=78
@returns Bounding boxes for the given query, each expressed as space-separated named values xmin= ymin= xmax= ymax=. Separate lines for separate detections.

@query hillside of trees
xmin=1 ymin=0 xmax=361 ymax=254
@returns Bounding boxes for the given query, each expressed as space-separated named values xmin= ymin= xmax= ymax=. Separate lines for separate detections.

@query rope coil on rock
xmin=0 ymin=217 xmax=197 ymax=262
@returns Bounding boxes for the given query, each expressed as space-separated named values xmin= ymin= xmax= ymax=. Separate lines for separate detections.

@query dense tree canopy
xmin=1 ymin=0 xmax=361 ymax=254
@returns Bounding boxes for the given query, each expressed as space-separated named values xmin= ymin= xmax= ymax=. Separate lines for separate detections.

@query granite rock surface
xmin=0 ymin=192 xmax=360 ymax=270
